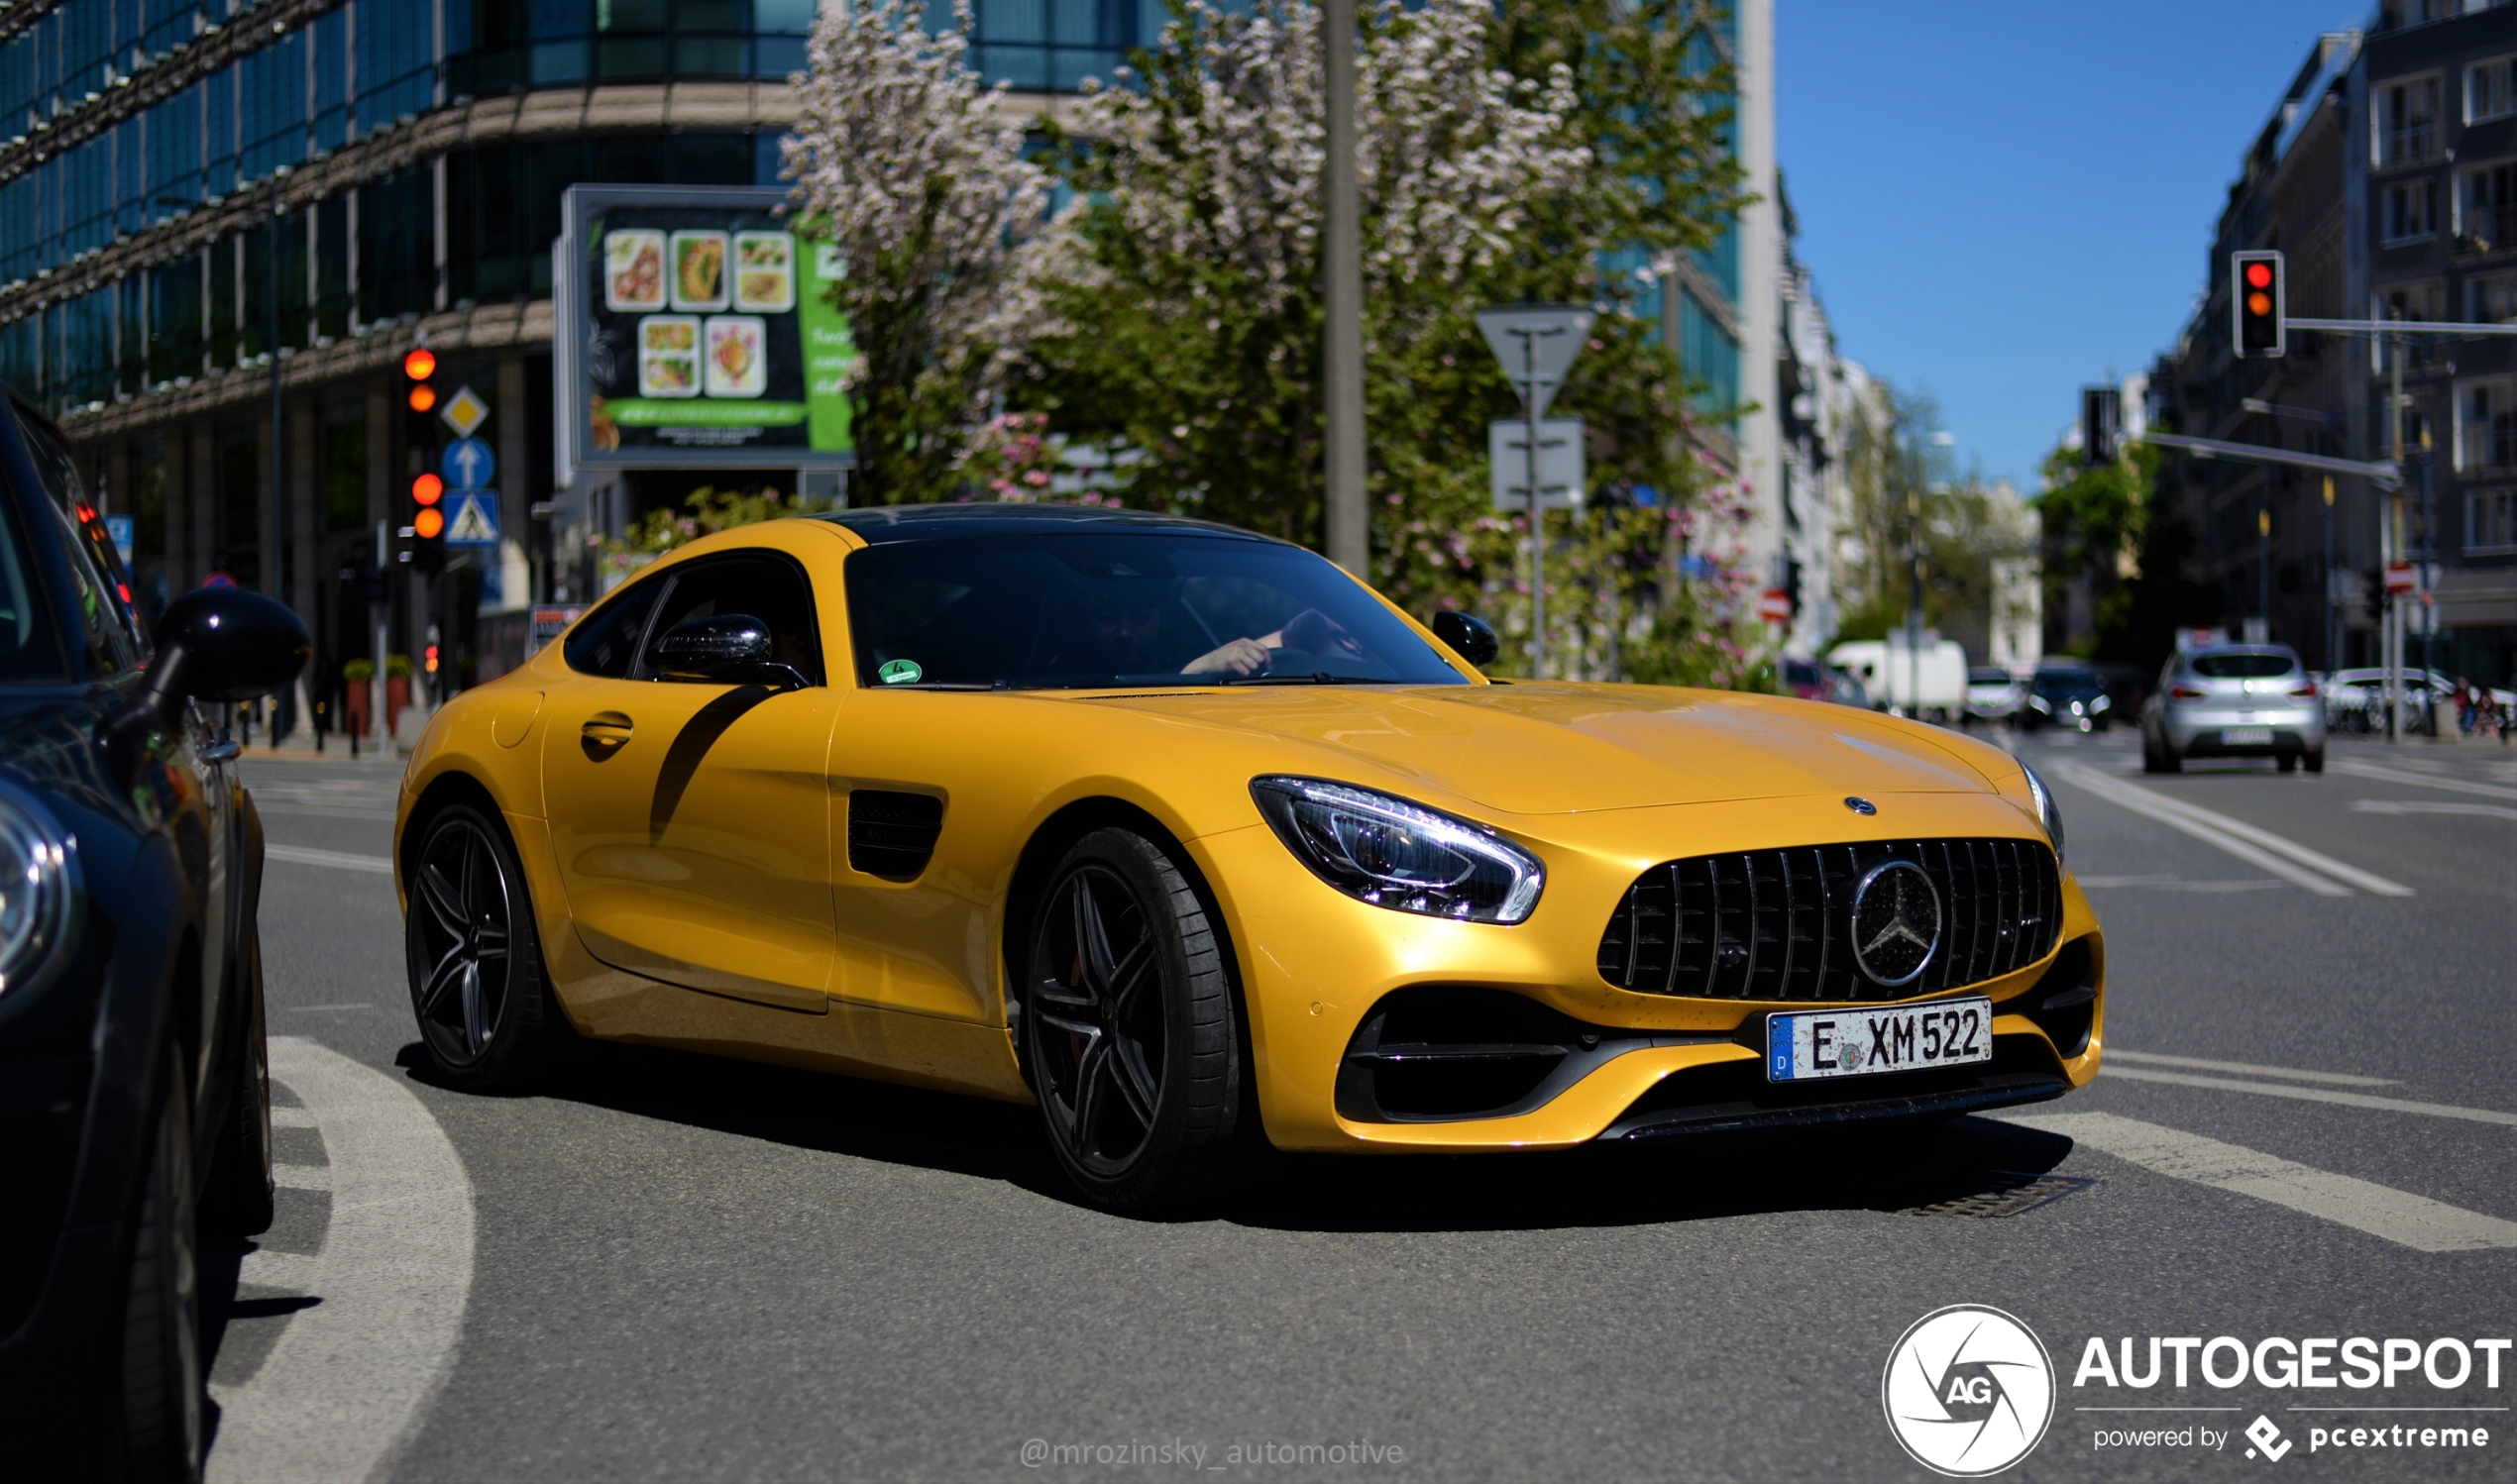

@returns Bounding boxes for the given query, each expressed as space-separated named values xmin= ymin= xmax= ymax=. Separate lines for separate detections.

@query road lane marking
xmin=2349 ymin=798 xmax=2517 ymax=821
xmin=2051 ymin=763 xmax=2413 ymax=897
xmin=2105 ymin=1049 xmax=2398 ymax=1087
xmin=264 ymin=844 xmax=395 ymax=875
xmin=2327 ymin=759 xmax=2517 ymax=801
xmin=2073 ymin=876 xmax=2286 ymax=892
xmin=2099 ymin=1067 xmax=2517 ymax=1127
xmin=208 ymin=1037 xmax=475 ymax=1484
xmin=2051 ymin=766 xmax=2353 ymax=896
xmin=1999 ymin=1111 xmax=2517 ymax=1252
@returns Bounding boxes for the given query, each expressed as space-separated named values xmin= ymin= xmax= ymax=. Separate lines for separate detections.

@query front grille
xmin=1595 ymin=837 xmax=2061 ymax=1002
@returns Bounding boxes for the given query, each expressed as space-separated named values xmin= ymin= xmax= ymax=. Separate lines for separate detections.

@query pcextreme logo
xmin=1882 ymin=1305 xmax=2057 ymax=1477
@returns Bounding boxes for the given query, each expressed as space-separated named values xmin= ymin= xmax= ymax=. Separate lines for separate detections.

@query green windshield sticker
xmin=878 ymin=659 xmax=923 ymax=686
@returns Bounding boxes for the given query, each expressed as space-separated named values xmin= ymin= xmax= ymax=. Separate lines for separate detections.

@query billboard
xmin=557 ymin=185 xmax=856 ymax=470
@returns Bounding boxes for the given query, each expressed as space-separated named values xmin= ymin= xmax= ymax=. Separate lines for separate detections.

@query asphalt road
xmin=201 ymin=726 xmax=2517 ymax=1481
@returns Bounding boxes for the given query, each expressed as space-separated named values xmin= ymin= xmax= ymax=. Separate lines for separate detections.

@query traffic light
xmin=402 ymin=348 xmax=444 ymax=573
xmin=408 ymin=471 xmax=446 ymax=573
xmin=2082 ymin=385 xmax=2122 ymax=466
xmin=2233 ymin=250 xmax=2284 ymax=358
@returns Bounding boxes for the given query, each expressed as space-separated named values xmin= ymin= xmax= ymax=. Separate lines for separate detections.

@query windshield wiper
xmin=1220 ymin=672 xmax=1384 ymax=686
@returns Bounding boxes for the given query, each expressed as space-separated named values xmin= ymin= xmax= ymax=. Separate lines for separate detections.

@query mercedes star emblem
xmin=1850 ymin=860 xmax=1941 ymax=987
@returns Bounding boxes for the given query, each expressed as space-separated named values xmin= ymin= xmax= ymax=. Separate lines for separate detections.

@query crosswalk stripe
xmin=265 ymin=843 xmax=396 ymax=875
xmin=1999 ymin=1111 xmax=2517 ymax=1252
xmin=2053 ymin=763 xmax=2414 ymax=896
xmin=2100 ymin=1066 xmax=2517 ymax=1127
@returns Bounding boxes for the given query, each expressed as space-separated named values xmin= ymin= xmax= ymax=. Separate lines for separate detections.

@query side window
xmin=637 ymin=553 xmax=823 ymax=685
xmin=17 ymin=412 xmax=143 ymax=675
xmin=562 ymin=577 xmax=665 ymax=679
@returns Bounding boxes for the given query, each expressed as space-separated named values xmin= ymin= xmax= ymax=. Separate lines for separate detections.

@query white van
xmin=1826 ymin=639 xmax=1969 ymax=721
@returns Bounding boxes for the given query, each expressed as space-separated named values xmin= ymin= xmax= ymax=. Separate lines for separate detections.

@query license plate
xmin=2224 ymin=726 xmax=2273 ymax=746
xmin=1765 ymin=998 xmax=1994 ymax=1083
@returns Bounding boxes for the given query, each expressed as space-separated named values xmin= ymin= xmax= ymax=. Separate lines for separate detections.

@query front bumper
xmin=2160 ymin=703 xmax=2325 ymax=754
xmin=1190 ymin=793 xmax=2106 ymax=1153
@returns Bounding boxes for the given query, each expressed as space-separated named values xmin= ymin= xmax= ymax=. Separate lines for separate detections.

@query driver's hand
xmin=1183 ymin=638 xmax=1273 ymax=677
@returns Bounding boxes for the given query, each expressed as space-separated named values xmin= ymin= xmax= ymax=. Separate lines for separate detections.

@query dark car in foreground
xmin=2019 ymin=663 xmax=2114 ymax=732
xmin=0 ymin=394 xmax=307 ymax=1480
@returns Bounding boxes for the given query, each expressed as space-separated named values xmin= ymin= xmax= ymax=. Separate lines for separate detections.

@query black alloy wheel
xmin=117 ymin=1055 xmax=202 ymax=1483
xmin=1023 ymin=829 xmax=1244 ymax=1210
xmin=202 ymin=934 xmax=274 ymax=1237
xmin=406 ymin=803 xmax=561 ymax=1091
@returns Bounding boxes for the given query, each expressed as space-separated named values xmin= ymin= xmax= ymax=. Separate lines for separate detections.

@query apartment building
xmin=2149 ymin=1 xmax=2517 ymax=687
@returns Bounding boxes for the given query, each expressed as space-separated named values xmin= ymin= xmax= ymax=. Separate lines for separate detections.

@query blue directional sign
xmin=442 ymin=437 xmax=495 ymax=491
xmin=444 ymin=490 xmax=501 ymax=547
xmin=104 ymin=514 xmax=134 ymax=565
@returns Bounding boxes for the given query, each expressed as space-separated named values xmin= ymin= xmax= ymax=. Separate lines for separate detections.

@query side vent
xmin=847 ymin=791 xmax=943 ymax=879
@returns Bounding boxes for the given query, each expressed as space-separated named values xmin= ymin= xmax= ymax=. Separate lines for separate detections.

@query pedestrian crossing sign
xmin=445 ymin=490 xmax=500 ymax=547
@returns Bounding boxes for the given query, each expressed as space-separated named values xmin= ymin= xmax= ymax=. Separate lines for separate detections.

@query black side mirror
xmin=140 ymin=587 xmax=310 ymax=724
xmin=1431 ymin=611 xmax=1499 ymax=669
xmin=652 ymin=615 xmax=809 ymax=690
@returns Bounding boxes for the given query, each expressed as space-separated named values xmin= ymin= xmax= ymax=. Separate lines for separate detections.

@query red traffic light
xmin=2244 ymin=262 xmax=2272 ymax=289
xmin=413 ymin=507 xmax=445 ymax=539
xmin=403 ymin=348 xmax=437 ymax=380
xmin=412 ymin=473 xmax=444 ymax=506
xmin=2232 ymin=251 xmax=2284 ymax=358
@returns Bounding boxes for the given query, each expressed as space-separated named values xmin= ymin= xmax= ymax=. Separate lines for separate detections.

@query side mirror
xmin=651 ymin=615 xmax=809 ymax=690
xmin=140 ymin=587 xmax=310 ymax=724
xmin=1431 ymin=611 xmax=1499 ymax=670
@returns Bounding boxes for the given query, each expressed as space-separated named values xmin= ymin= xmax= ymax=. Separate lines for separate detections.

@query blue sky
xmin=1775 ymin=1 xmax=2370 ymax=490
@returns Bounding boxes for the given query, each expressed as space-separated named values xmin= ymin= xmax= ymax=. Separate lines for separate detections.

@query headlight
xmin=2090 ymin=693 xmax=2112 ymax=710
xmin=1251 ymin=777 xmax=1544 ymax=924
xmin=0 ymin=786 xmax=79 ymax=1000
xmin=2020 ymin=762 xmax=2064 ymax=866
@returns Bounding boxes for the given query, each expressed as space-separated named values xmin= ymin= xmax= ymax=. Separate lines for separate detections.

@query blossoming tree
xmin=785 ymin=0 xmax=1067 ymax=503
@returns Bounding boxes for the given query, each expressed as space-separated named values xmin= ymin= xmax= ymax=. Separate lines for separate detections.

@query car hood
xmin=1080 ymin=683 xmax=2004 ymax=814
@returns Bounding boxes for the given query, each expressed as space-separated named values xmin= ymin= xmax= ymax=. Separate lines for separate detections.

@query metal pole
xmin=2258 ymin=505 xmax=2270 ymax=635
xmin=374 ymin=518 xmax=390 ymax=748
xmin=2386 ymin=329 xmax=2402 ymax=739
xmin=1906 ymin=487 xmax=1921 ymax=716
xmin=1525 ymin=333 xmax=1544 ymax=678
xmin=2420 ymin=410 xmax=2437 ymax=705
xmin=269 ymin=208 xmax=285 ymax=739
xmin=2323 ymin=475 xmax=2337 ymax=674
xmin=1320 ymin=0 xmax=1368 ymax=577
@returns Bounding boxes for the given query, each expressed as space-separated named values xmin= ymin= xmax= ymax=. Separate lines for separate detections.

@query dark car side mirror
xmin=651 ymin=614 xmax=808 ymax=690
xmin=1431 ymin=611 xmax=1499 ymax=670
xmin=140 ymin=587 xmax=310 ymax=722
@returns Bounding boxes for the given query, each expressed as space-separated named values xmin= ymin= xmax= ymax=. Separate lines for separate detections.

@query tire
xmin=2304 ymin=747 xmax=2325 ymax=775
xmin=2159 ymin=746 xmax=2183 ymax=775
xmin=2278 ymin=753 xmax=2298 ymax=774
xmin=1020 ymin=828 xmax=1242 ymax=1212
xmin=117 ymin=1054 xmax=203 ymax=1483
xmin=202 ymin=931 xmax=274 ymax=1237
xmin=406 ymin=801 xmax=564 ymax=1092
xmin=2141 ymin=735 xmax=2163 ymax=774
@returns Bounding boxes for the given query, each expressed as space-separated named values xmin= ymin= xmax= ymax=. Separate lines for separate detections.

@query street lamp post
xmin=1321 ymin=0 xmax=1368 ymax=577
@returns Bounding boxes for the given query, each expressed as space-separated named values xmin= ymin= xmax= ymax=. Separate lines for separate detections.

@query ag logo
xmin=1881 ymin=1305 xmax=2054 ymax=1477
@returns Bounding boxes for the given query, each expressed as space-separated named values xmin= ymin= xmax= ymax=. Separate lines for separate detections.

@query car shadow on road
xmin=398 ymin=1036 xmax=2082 ymax=1233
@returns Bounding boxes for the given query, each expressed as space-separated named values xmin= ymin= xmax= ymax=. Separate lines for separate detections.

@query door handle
xmin=581 ymin=712 xmax=634 ymax=760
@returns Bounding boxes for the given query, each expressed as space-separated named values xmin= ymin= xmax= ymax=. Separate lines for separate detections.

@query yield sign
xmin=1476 ymin=305 xmax=1596 ymax=418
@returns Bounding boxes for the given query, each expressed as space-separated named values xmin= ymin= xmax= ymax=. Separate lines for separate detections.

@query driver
xmin=1080 ymin=589 xmax=1364 ymax=679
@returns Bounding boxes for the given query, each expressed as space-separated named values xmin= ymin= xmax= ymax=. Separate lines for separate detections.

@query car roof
xmin=2186 ymin=644 xmax=2299 ymax=661
xmin=818 ymin=502 xmax=1284 ymax=546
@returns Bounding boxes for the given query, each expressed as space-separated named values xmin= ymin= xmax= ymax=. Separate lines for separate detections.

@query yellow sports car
xmin=395 ymin=505 xmax=2102 ymax=1208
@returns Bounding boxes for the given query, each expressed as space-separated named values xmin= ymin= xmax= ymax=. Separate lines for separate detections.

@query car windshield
xmin=0 ymin=463 xmax=62 ymax=684
xmin=2192 ymin=653 xmax=2296 ymax=679
xmin=1969 ymin=668 xmax=2011 ymax=685
xmin=843 ymin=530 xmax=1469 ymax=689
xmin=2033 ymin=669 xmax=2100 ymax=693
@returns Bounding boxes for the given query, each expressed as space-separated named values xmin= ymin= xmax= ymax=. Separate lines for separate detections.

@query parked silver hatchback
xmin=2141 ymin=643 xmax=2326 ymax=774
